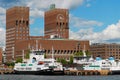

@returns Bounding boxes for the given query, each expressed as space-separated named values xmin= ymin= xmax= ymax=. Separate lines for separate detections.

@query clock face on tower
xmin=57 ymin=14 xmax=64 ymax=21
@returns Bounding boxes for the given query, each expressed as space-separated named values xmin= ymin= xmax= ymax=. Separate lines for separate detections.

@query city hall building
xmin=6 ymin=5 xmax=89 ymax=62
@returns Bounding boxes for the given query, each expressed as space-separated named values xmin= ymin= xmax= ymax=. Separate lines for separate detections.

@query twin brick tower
xmin=6 ymin=5 xmax=89 ymax=62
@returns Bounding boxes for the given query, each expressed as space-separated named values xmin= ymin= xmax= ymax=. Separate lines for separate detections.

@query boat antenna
xmin=12 ymin=47 xmax=14 ymax=62
xmin=40 ymin=44 xmax=42 ymax=51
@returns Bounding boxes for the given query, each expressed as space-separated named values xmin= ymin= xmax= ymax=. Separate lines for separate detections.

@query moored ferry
xmin=73 ymin=46 xmax=120 ymax=75
xmin=14 ymin=49 xmax=64 ymax=75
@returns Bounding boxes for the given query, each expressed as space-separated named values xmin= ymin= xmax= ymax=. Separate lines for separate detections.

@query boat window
xmin=38 ymin=61 xmax=44 ymax=65
xmin=29 ymin=64 xmax=33 ymax=66
xmin=37 ymin=68 xmax=41 ymax=70
xmin=21 ymin=64 xmax=26 ymax=66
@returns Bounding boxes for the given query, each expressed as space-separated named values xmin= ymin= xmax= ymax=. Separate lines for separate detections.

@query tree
xmin=16 ymin=58 xmax=23 ymax=63
xmin=74 ymin=51 xmax=83 ymax=56
xmin=25 ymin=49 xmax=30 ymax=59
xmin=74 ymin=51 xmax=91 ymax=57
xmin=44 ymin=53 xmax=47 ymax=58
xmin=57 ymin=58 xmax=61 ymax=62
xmin=57 ymin=58 xmax=68 ymax=65
xmin=69 ymin=56 xmax=73 ymax=64
xmin=61 ymin=58 xmax=68 ymax=64
xmin=4 ymin=62 xmax=15 ymax=67
xmin=85 ymin=50 xmax=91 ymax=56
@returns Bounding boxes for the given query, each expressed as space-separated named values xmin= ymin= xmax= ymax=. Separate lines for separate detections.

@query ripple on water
xmin=0 ymin=75 xmax=120 ymax=80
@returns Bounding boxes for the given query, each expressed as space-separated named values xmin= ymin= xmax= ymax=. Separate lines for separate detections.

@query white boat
xmin=74 ymin=55 xmax=120 ymax=74
xmin=14 ymin=49 xmax=64 ymax=75
xmin=73 ymin=45 xmax=120 ymax=74
xmin=82 ymin=56 xmax=120 ymax=74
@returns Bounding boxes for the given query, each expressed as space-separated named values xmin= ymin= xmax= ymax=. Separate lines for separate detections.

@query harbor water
xmin=0 ymin=75 xmax=120 ymax=80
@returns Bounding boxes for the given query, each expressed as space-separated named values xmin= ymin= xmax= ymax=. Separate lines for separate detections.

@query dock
xmin=64 ymin=70 xmax=111 ymax=76
xmin=0 ymin=67 xmax=14 ymax=74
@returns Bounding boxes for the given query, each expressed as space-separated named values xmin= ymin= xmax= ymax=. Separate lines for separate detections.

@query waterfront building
xmin=15 ymin=39 xmax=89 ymax=60
xmin=5 ymin=5 xmax=90 ymax=62
xmin=90 ymin=43 xmax=120 ymax=59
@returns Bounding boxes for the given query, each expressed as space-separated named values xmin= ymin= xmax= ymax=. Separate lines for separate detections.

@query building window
xmin=26 ymin=21 xmax=29 ymax=26
xmin=57 ymin=22 xmax=58 ymax=26
xmin=16 ymin=20 xmax=18 ymax=25
xmin=23 ymin=20 xmax=25 ymax=24
xmin=19 ymin=20 xmax=21 ymax=24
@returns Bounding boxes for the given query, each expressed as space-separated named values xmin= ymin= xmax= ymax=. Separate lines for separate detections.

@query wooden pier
xmin=0 ymin=67 xmax=14 ymax=74
xmin=64 ymin=70 xmax=111 ymax=76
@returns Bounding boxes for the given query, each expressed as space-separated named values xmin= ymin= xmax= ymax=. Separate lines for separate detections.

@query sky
xmin=0 ymin=0 xmax=120 ymax=48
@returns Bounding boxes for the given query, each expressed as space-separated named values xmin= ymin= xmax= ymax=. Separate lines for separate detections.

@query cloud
xmin=0 ymin=7 xmax=6 ymax=48
xmin=30 ymin=27 xmax=44 ymax=36
xmin=70 ymin=14 xmax=103 ymax=28
xmin=0 ymin=7 xmax=6 ymax=26
xmin=0 ymin=28 xmax=5 ymax=47
xmin=22 ymin=0 xmax=85 ymax=18
xmin=0 ymin=7 xmax=6 ymax=14
xmin=86 ymin=3 xmax=91 ymax=7
xmin=70 ymin=20 xmax=120 ymax=43
xmin=30 ymin=8 xmax=44 ymax=18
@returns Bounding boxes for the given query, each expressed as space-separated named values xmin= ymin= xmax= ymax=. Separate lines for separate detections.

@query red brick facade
xmin=90 ymin=43 xmax=120 ymax=59
xmin=15 ymin=40 xmax=89 ymax=60
xmin=44 ymin=9 xmax=69 ymax=39
xmin=6 ymin=6 xmax=29 ymax=61
xmin=6 ymin=6 xmax=90 ymax=61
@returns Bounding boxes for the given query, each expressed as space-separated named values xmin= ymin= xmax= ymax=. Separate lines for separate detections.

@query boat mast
xmin=52 ymin=46 xmax=54 ymax=65
xmin=36 ymin=40 xmax=38 ymax=50
xmin=83 ymin=44 xmax=86 ymax=57
xmin=22 ymin=50 xmax=24 ymax=61
xmin=12 ymin=47 xmax=14 ymax=62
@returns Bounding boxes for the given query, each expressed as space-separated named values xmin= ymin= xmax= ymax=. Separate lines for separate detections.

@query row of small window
xmin=16 ymin=34 xmax=29 ymax=36
xmin=16 ymin=31 xmax=29 ymax=33
xmin=16 ymin=27 xmax=29 ymax=30
xmin=107 ymin=46 xmax=120 ymax=48
xmin=57 ymin=22 xmax=68 ymax=28
xmin=6 ymin=42 xmax=14 ymax=45
xmin=6 ymin=34 xmax=15 ymax=38
xmin=6 ymin=31 xmax=15 ymax=35
xmin=6 ymin=37 xmax=15 ymax=41
xmin=6 ymin=47 xmax=14 ymax=51
xmin=6 ymin=28 xmax=15 ymax=32
xmin=16 ymin=20 xmax=29 ymax=26
xmin=16 ymin=37 xmax=29 ymax=40
xmin=45 ymin=32 xmax=66 ymax=36
xmin=44 ymin=50 xmax=76 ymax=54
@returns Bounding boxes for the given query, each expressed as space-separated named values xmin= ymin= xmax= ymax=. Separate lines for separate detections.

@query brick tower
xmin=6 ymin=6 xmax=29 ymax=61
xmin=44 ymin=5 xmax=69 ymax=39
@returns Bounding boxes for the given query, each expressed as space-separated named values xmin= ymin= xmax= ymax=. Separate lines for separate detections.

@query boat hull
xmin=14 ymin=69 xmax=53 ymax=75
xmin=14 ymin=69 xmax=64 ymax=75
xmin=111 ymin=70 xmax=120 ymax=75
